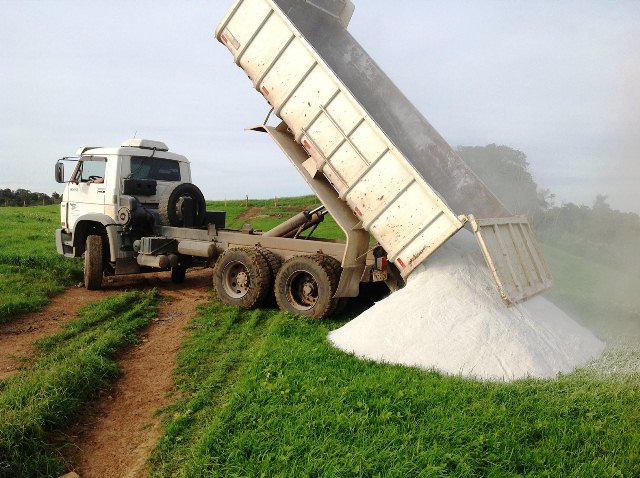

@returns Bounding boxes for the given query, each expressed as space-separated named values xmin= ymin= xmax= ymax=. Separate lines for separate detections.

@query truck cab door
xmin=66 ymin=156 xmax=108 ymax=230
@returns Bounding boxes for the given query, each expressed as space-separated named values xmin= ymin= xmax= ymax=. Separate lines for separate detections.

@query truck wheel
xmin=159 ymin=183 xmax=206 ymax=227
xmin=254 ymin=247 xmax=282 ymax=304
xmin=171 ymin=266 xmax=187 ymax=284
xmin=83 ymin=235 xmax=103 ymax=290
xmin=213 ymin=248 xmax=271 ymax=309
xmin=274 ymin=254 xmax=341 ymax=319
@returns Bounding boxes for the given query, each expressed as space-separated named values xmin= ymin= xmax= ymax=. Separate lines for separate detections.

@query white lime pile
xmin=328 ymin=230 xmax=605 ymax=381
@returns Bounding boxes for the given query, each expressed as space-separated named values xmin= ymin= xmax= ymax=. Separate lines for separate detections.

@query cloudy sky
xmin=1 ymin=0 xmax=638 ymax=213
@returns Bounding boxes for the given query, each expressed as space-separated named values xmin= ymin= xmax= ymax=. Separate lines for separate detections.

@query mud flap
xmin=334 ymin=264 xmax=365 ymax=298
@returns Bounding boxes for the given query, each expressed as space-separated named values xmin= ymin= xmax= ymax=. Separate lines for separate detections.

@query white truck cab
xmin=55 ymin=139 xmax=207 ymax=288
xmin=59 ymin=139 xmax=191 ymax=231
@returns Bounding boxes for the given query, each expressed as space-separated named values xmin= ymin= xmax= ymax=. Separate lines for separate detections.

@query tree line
xmin=457 ymin=144 xmax=640 ymax=275
xmin=0 ymin=189 xmax=61 ymax=207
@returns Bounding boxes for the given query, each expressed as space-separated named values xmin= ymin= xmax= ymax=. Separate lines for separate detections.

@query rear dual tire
xmin=171 ymin=265 xmax=187 ymax=284
xmin=212 ymin=249 xmax=342 ymax=319
xmin=213 ymin=248 xmax=272 ymax=309
xmin=274 ymin=254 xmax=341 ymax=320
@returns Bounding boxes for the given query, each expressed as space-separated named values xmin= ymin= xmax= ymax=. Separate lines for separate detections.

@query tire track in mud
xmin=63 ymin=269 xmax=212 ymax=478
xmin=0 ymin=269 xmax=213 ymax=477
xmin=0 ymin=286 xmax=121 ymax=380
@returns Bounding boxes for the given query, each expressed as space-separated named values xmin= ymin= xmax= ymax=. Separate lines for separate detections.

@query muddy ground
xmin=0 ymin=268 xmax=213 ymax=478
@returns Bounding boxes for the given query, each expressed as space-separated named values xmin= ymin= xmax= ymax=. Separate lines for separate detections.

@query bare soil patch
xmin=236 ymin=205 xmax=265 ymax=221
xmin=63 ymin=268 xmax=212 ymax=477
xmin=236 ymin=205 xmax=306 ymax=221
xmin=0 ymin=268 xmax=213 ymax=477
xmin=0 ymin=286 xmax=121 ymax=379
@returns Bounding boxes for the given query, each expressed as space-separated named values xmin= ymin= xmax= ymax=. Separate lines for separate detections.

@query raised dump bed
xmin=216 ymin=0 xmax=552 ymax=304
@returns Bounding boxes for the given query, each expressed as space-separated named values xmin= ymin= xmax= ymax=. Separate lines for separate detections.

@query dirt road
xmin=0 ymin=268 xmax=213 ymax=477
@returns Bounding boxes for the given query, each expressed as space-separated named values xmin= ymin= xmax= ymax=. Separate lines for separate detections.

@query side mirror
xmin=55 ymin=162 xmax=64 ymax=183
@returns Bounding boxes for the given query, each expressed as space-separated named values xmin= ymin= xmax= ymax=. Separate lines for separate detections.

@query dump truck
xmin=54 ymin=0 xmax=552 ymax=319
xmin=215 ymin=0 xmax=553 ymax=307
xmin=54 ymin=138 xmax=393 ymax=318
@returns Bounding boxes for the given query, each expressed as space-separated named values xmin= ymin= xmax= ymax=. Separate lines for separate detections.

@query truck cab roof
xmin=75 ymin=138 xmax=189 ymax=163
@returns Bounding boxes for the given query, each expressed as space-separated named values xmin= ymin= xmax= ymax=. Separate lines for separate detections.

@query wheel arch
xmin=72 ymin=214 xmax=120 ymax=261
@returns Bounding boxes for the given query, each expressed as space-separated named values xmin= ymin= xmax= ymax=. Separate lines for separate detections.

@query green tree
xmin=536 ymin=196 xmax=640 ymax=275
xmin=0 ymin=189 xmax=56 ymax=206
xmin=457 ymin=144 xmax=542 ymax=216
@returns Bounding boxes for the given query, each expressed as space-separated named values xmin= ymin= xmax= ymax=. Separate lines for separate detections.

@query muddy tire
xmin=254 ymin=247 xmax=282 ymax=304
xmin=158 ymin=182 xmax=206 ymax=227
xmin=255 ymin=247 xmax=282 ymax=283
xmin=84 ymin=235 xmax=103 ymax=290
xmin=171 ymin=266 xmax=187 ymax=284
xmin=322 ymin=255 xmax=343 ymax=316
xmin=213 ymin=248 xmax=271 ymax=309
xmin=274 ymin=254 xmax=341 ymax=319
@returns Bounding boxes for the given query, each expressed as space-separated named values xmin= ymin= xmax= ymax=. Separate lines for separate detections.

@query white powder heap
xmin=329 ymin=230 xmax=605 ymax=381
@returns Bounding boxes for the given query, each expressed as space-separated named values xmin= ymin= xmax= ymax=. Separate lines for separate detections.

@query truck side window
xmin=131 ymin=156 xmax=181 ymax=181
xmin=72 ymin=157 xmax=107 ymax=183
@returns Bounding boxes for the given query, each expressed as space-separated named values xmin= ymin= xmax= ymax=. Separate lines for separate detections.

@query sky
xmin=1 ymin=0 xmax=638 ymax=213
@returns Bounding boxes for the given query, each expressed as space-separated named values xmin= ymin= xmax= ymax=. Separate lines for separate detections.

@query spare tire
xmin=158 ymin=183 xmax=206 ymax=227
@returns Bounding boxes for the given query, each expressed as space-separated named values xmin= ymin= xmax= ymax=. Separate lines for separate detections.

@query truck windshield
xmin=130 ymin=156 xmax=181 ymax=181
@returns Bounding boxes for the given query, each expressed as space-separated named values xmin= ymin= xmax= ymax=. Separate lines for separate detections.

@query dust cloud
xmin=573 ymin=265 xmax=640 ymax=378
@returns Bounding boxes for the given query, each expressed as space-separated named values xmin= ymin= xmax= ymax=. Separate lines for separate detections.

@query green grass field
xmin=0 ymin=205 xmax=82 ymax=322
xmin=149 ymin=198 xmax=640 ymax=477
xmin=0 ymin=290 xmax=159 ymax=476
xmin=151 ymin=308 xmax=639 ymax=477
xmin=542 ymin=243 xmax=640 ymax=339
xmin=1 ymin=200 xmax=639 ymax=477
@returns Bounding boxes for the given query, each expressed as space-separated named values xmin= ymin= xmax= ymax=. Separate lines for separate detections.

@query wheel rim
xmin=221 ymin=260 xmax=251 ymax=298
xmin=286 ymin=270 xmax=318 ymax=311
xmin=174 ymin=195 xmax=199 ymax=221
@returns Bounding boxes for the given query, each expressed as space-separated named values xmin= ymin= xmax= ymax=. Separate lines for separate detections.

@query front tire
xmin=213 ymin=248 xmax=271 ymax=309
xmin=84 ymin=235 xmax=103 ymax=290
